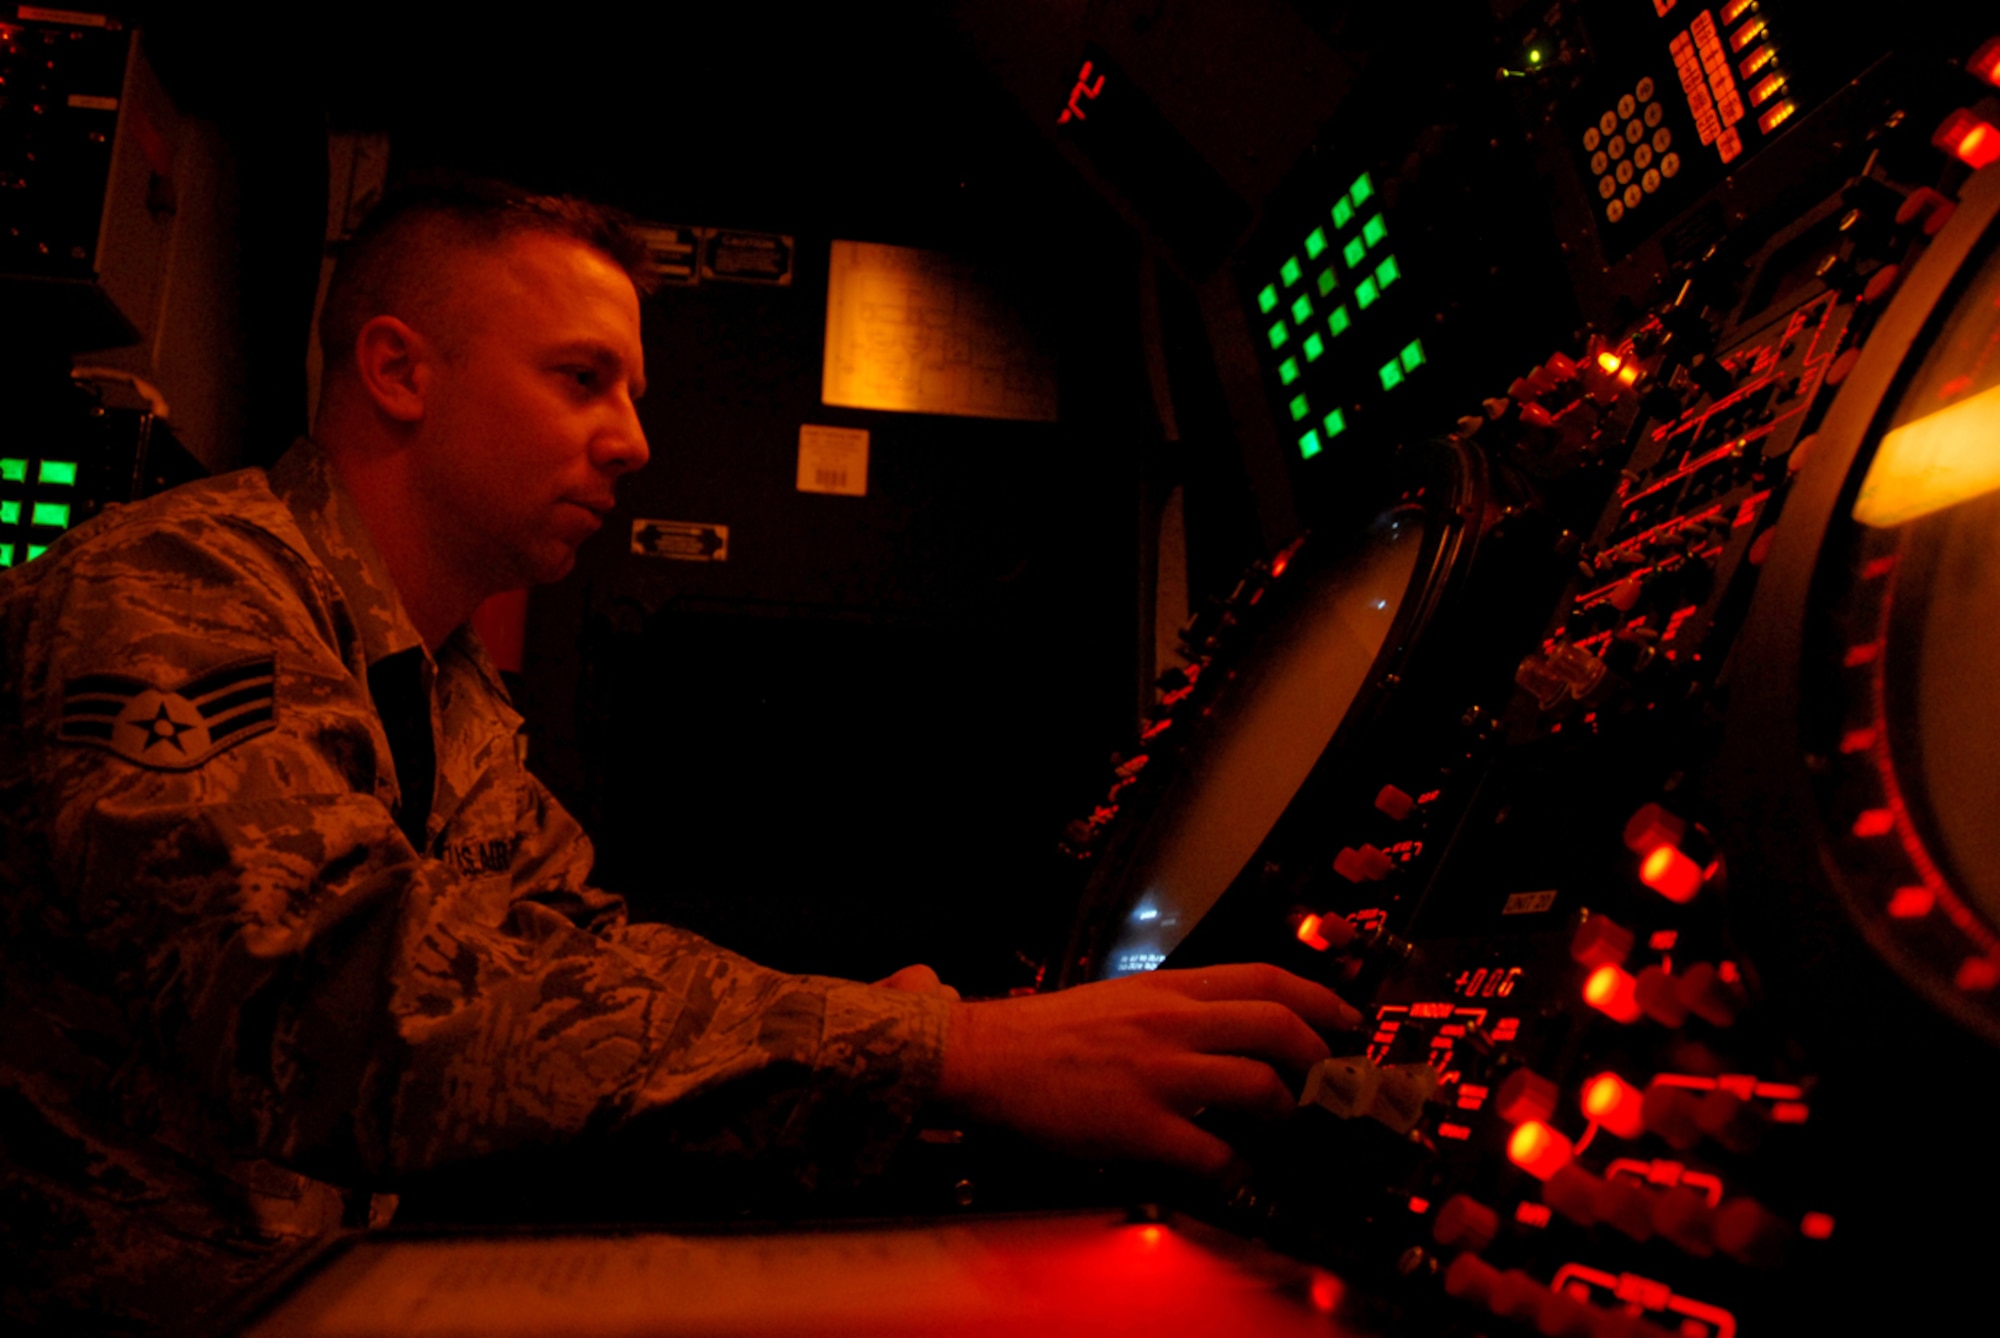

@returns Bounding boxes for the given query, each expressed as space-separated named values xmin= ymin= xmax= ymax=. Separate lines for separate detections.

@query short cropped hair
xmin=319 ymin=174 xmax=658 ymax=373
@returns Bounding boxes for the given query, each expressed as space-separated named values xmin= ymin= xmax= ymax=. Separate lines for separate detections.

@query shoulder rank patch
xmin=58 ymin=655 xmax=278 ymax=770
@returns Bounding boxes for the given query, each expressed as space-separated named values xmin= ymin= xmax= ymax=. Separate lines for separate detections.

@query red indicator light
xmin=1771 ymin=1101 xmax=1810 ymax=1124
xmin=1839 ymin=727 xmax=1877 ymax=753
xmin=1585 ymin=964 xmax=1643 ymax=1022
xmin=1407 ymin=1195 xmax=1431 ymax=1214
xmin=1639 ymin=843 xmax=1703 ymax=903
xmin=1581 ymin=1072 xmax=1647 ymax=1139
xmin=1757 ymin=99 xmax=1796 ymax=135
xmin=1309 ymin=1271 xmax=1343 ymax=1313
xmin=1748 ymin=71 xmax=1786 ymax=106
xmin=1955 ymin=957 xmax=2000 ymax=991
xmin=1973 ymin=37 xmax=2000 ymax=88
xmin=1271 ymin=552 xmax=1291 ymax=577
xmin=1888 ymin=886 xmax=1935 ymax=918
xmin=1935 ymin=108 xmax=2000 ymax=170
xmin=1296 ymin=914 xmax=1332 ymax=951
xmin=1801 ymin=1211 xmax=1836 ymax=1240
xmin=1718 ymin=0 xmax=1756 ymax=23
xmin=1852 ymin=809 xmax=1895 ymax=838
xmin=1514 ymin=1201 xmax=1552 ymax=1227
xmin=1649 ymin=929 xmax=1678 ymax=950
xmin=1138 ymin=1224 xmax=1163 ymax=1245
xmin=1437 ymin=1121 xmax=1473 ymax=1141
xmin=1597 ymin=351 xmax=1624 ymax=374
xmin=1843 ymin=642 xmax=1880 ymax=666
xmin=1507 ymin=1120 xmax=1573 ymax=1180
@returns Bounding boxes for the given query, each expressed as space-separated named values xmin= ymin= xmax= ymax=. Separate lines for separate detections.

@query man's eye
xmin=564 ymin=367 xmax=599 ymax=389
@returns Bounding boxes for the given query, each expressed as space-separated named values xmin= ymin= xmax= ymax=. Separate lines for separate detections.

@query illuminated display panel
xmin=0 ymin=453 xmax=80 ymax=565
xmin=1246 ymin=172 xmax=1431 ymax=461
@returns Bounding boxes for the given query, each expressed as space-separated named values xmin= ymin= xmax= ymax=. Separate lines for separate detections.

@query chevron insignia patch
xmin=58 ymin=655 xmax=278 ymax=770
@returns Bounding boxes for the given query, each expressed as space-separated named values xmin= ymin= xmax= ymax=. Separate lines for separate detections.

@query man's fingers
xmin=1134 ymin=1114 xmax=1245 ymax=1183
xmin=1146 ymin=962 xmax=1364 ymax=1032
xmin=1168 ymin=1055 xmax=1298 ymax=1122
xmin=1181 ymin=999 xmax=1333 ymax=1074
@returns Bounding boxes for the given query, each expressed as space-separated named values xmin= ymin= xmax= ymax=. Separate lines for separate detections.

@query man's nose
xmin=598 ymin=396 xmax=650 ymax=476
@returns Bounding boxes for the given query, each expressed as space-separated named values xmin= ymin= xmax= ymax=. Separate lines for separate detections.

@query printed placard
xmin=797 ymin=424 xmax=869 ymax=497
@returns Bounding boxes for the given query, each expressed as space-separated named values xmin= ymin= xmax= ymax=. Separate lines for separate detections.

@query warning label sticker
xmin=631 ymin=519 xmax=729 ymax=562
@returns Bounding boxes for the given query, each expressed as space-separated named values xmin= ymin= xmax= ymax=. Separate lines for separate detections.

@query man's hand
xmin=929 ymin=963 xmax=1362 ymax=1180
xmin=874 ymin=963 xmax=961 ymax=1002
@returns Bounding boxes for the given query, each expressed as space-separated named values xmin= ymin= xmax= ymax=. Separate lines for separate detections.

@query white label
xmin=1502 ymin=889 xmax=1559 ymax=915
xmin=797 ymin=424 xmax=869 ymax=497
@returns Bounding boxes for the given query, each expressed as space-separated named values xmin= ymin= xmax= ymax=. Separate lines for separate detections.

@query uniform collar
xmin=269 ymin=438 xmax=428 ymax=670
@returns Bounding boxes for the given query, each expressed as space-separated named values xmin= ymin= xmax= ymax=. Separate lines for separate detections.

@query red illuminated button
xmin=1894 ymin=186 xmax=1957 ymax=237
xmin=1651 ymin=1186 xmax=1716 ymax=1256
xmin=1542 ymin=1164 xmax=1603 ymax=1227
xmin=1507 ymin=1120 xmax=1573 ymax=1180
xmin=1860 ymin=264 xmax=1901 ymax=305
xmin=1545 ymin=352 xmax=1579 ymax=381
xmin=1973 ymin=37 xmax=2000 ymax=87
xmin=1375 ymin=784 xmax=1416 ymax=821
xmin=1580 ymin=1071 xmax=1646 ymax=1139
xmin=1570 ymin=914 xmax=1635 ymax=969
xmin=1934 ymin=106 xmax=2000 ymax=170
xmin=1608 ymin=575 xmax=1645 ymax=612
xmin=1713 ymin=1197 xmax=1791 ymax=1268
xmin=1641 ymin=1080 xmax=1704 ymax=1150
xmin=1674 ymin=961 xmax=1743 ymax=1026
xmin=1633 ymin=965 xmax=1689 ymax=1026
xmin=1333 ymin=845 xmax=1395 ymax=883
xmin=1695 ymin=1089 xmax=1763 ymax=1153
xmin=1497 ymin=1068 xmax=1561 ymax=1124
xmin=1490 ymin=1269 xmax=1546 ymax=1323
xmin=1292 ymin=911 xmax=1357 ymax=952
xmin=1638 ymin=844 xmax=1703 ymax=903
xmin=1622 ymin=803 xmax=1687 ymax=853
xmin=1591 ymin=1176 xmax=1657 ymax=1242
xmin=1520 ymin=403 xmax=1555 ymax=429
xmin=1443 ymin=1252 xmax=1501 ymax=1304
xmin=1432 ymin=1195 xmax=1501 ymax=1252
xmin=1583 ymin=964 xmax=1643 ymax=1023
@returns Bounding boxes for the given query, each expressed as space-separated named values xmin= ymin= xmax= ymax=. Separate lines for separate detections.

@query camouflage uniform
xmin=0 ymin=439 xmax=950 ymax=1333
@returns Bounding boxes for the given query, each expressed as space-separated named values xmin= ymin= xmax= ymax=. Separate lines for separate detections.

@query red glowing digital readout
xmin=1453 ymin=965 xmax=1522 ymax=998
xmin=1057 ymin=61 xmax=1105 ymax=125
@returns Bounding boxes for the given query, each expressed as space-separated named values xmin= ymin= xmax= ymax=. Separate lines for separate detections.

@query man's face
xmin=415 ymin=231 xmax=649 ymax=590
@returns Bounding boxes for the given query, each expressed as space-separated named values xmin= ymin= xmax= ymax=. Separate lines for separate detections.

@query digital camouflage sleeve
xmin=0 ymin=440 xmax=950 ymax=1332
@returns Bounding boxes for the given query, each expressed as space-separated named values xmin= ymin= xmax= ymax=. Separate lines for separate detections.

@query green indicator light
xmin=1329 ymin=306 xmax=1351 ymax=337
xmin=38 ymin=459 xmax=78 ymax=486
xmin=1305 ymin=228 xmax=1327 ymax=260
xmin=1401 ymin=339 xmax=1427 ymax=372
xmin=1291 ymin=294 xmax=1313 ymax=324
xmin=1268 ymin=321 xmax=1289 ymax=350
xmin=1279 ymin=357 xmax=1301 ymax=386
xmin=1356 ymin=277 xmax=1380 ymax=309
xmin=1303 ymin=332 xmax=1325 ymax=362
xmin=1380 ymin=359 xmax=1405 ymax=391
xmin=1528 ymin=47 xmax=1543 ymax=66
xmin=0 ymin=544 xmax=11 ymax=567
xmin=0 ymin=458 xmax=26 ymax=483
xmin=1343 ymin=237 xmax=1367 ymax=269
xmin=1351 ymin=173 xmax=1374 ymax=206
xmin=1299 ymin=429 xmax=1323 ymax=460
xmin=1332 ymin=198 xmax=1354 ymax=229
xmin=32 ymin=502 xmax=70 ymax=529
xmin=1363 ymin=215 xmax=1387 ymax=247
xmin=1289 ymin=393 xmax=1311 ymax=421
xmin=1323 ymin=408 xmax=1347 ymax=438
xmin=27 ymin=545 xmax=47 ymax=561
xmin=1316 ymin=268 xmax=1338 ymax=297
xmin=1258 ymin=284 xmax=1279 ymax=314
xmin=1280 ymin=256 xmax=1303 ymax=286
xmin=0 ymin=500 xmax=17 ymax=525
xmin=1376 ymin=255 xmax=1401 ymax=289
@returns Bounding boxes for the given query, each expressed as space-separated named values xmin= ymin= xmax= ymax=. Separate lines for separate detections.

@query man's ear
xmin=352 ymin=315 xmax=434 ymax=424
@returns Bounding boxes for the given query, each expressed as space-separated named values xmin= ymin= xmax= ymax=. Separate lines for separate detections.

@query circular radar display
xmin=1789 ymin=174 xmax=2000 ymax=1039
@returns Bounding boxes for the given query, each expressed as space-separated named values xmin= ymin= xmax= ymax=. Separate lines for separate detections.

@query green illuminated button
xmin=1259 ymin=284 xmax=1279 ymax=313
xmin=0 ymin=544 xmax=11 ymax=567
xmin=1279 ymin=357 xmax=1301 ymax=386
xmin=0 ymin=500 xmax=17 ymax=525
xmin=1363 ymin=215 xmax=1387 ymax=247
xmin=1268 ymin=321 xmax=1289 ymax=349
xmin=1317 ymin=268 xmax=1338 ymax=297
xmin=32 ymin=502 xmax=70 ymax=528
xmin=1351 ymin=172 xmax=1374 ymax=206
xmin=1303 ymin=331 xmax=1325 ymax=362
xmin=1376 ymin=255 xmax=1401 ymax=289
xmin=1289 ymin=393 xmax=1311 ymax=421
xmin=1332 ymin=197 xmax=1354 ymax=229
xmin=1291 ymin=294 xmax=1313 ymax=324
xmin=1305 ymin=227 xmax=1328 ymax=259
xmin=0 ymin=458 xmax=25 ymax=483
xmin=1329 ymin=305 xmax=1351 ymax=337
xmin=37 ymin=459 xmax=78 ymax=486
xmin=1323 ymin=408 xmax=1346 ymax=438
xmin=27 ymin=545 xmax=47 ymax=561
xmin=1343 ymin=237 xmax=1366 ymax=269
xmin=1401 ymin=339 xmax=1426 ymax=372
xmin=1280 ymin=256 xmax=1303 ymax=286
xmin=1299 ymin=429 xmax=1323 ymax=460
xmin=1356 ymin=277 xmax=1379 ymax=309
xmin=1379 ymin=358 xmax=1405 ymax=391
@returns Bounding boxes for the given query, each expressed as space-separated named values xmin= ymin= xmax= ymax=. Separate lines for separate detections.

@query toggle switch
xmin=1570 ymin=914 xmax=1635 ymax=969
xmin=1633 ymin=966 xmax=1690 ymax=1025
xmin=1497 ymin=1068 xmax=1561 ymax=1124
xmin=1641 ymin=1080 xmax=1704 ymax=1150
xmin=1432 ymin=1195 xmax=1500 ymax=1252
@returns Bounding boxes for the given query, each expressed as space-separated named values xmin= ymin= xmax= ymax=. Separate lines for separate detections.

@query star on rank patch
xmin=58 ymin=655 xmax=278 ymax=770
